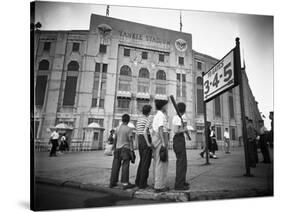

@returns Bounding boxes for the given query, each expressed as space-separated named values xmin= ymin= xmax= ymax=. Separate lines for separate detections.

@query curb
xmin=35 ymin=177 xmax=134 ymax=198
xmin=35 ymin=177 xmax=273 ymax=202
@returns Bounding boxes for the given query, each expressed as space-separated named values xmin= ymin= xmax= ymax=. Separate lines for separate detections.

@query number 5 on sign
xmin=203 ymin=50 xmax=235 ymax=102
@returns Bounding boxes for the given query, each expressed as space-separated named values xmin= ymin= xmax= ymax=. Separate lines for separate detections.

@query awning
xmin=155 ymin=94 xmax=168 ymax=100
xmin=136 ymin=92 xmax=150 ymax=99
xmin=51 ymin=123 xmax=73 ymax=130
xmin=117 ymin=91 xmax=132 ymax=98
xmin=85 ymin=122 xmax=105 ymax=130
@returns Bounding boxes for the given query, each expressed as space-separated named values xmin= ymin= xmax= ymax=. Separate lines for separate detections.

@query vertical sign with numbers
xmin=203 ymin=50 xmax=235 ymax=102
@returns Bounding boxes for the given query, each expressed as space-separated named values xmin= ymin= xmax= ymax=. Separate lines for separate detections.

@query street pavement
xmin=35 ymin=146 xmax=273 ymax=202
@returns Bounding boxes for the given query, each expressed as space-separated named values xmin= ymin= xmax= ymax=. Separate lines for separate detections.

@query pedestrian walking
xmin=224 ymin=128 xmax=231 ymax=154
xmin=151 ymin=100 xmax=169 ymax=193
xmin=108 ymin=129 xmax=115 ymax=145
xmin=246 ymin=118 xmax=257 ymax=168
xmin=49 ymin=129 xmax=59 ymax=157
xmin=109 ymin=114 xmax=135 ymax=190
xmin=135 ymin=105 xmax=153 ymax=189
xmin=172 ymin=102 xmax=190 ymax=190
xmin=258 ymin=120 xmax=271 ymax=163
xmin=210 ymin=126 xmax=218 ymax=159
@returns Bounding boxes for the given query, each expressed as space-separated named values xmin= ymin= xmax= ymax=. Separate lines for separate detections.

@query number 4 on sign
xmin=213 ymin=73 xmax=219 ymax=88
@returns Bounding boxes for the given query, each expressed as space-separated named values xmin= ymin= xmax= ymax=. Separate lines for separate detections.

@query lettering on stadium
xmin=119 ymin=31 xmax=170 ymax=47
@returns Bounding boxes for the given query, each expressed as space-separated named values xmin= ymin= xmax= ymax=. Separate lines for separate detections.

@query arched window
xmin=38 ymin=60 xmax=49 ymax=70
xmin=120 ymin=65 xmax=132 ymax=76
xmin=197 ymin=77 xmax=203 ymax=86
xmin=156 ymin=70 xmax=166 ymax=80
xmin=67 ymin=61 xmax=79 ymax=71
xmin=139 ymin=68 xmax=149 ymax=78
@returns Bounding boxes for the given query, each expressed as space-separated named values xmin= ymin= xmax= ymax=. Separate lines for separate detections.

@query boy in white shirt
xmin=151 ymin=99 xmax=169 ymax=193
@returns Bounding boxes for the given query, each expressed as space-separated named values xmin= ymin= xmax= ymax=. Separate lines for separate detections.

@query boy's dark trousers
xmin=173 ymin=133 xmax=187 ymax=188
xmin=49 ymin=139 xmax=58 ymax=156
xmin=110 ymin=147 xmax=131 ymax=185
xmin=260 ymin=134 xmax=271 ymax=163
xmin=248 ymin=139 xmax=256 ymax=167
xmin=135 ymin=135 xmax=152 ymax=188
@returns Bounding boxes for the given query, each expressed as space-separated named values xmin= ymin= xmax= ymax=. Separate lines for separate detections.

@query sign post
xmin=202 ymin=71 xmax=210 ymax=165
xmin=202 ymin=38 xmax=250 ymax=176
xmin=235 ymin=38 xmax=252 ymax=177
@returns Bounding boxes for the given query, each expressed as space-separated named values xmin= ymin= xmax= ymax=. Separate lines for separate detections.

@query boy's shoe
xmin=212 ymin=155 xmax=218 ymax=159
xmin=109 ymin=183 xmax=117 ymax=188
xmin=174 ymin=185 xmax=190 ymax=191
xmin=199 ymin=152 xmax=204 ymax=158
xmin=154 ymin=187 xmax=169 ymax=193
xmin=122 ymin=183 xmax=135 ymax=190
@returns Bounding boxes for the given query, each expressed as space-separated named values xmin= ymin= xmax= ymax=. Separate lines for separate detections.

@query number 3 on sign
xmin=204 ymin=80 xmax=209 ymax=94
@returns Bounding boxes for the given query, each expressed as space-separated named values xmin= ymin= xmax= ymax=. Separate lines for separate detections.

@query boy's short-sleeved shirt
xmin=172 ymin=114 xmax=187 ymax=127
xmin=152 ymin=111 xmax=168 ymax=133
xmin=50 ymin=131 xmax=59 ymax=140
xmin=224 ymin=132 xmax=230 ymax=139
xmin=116 ymin=124 xmax=133 ymax=149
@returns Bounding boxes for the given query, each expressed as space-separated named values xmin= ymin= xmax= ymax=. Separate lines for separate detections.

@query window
xmin=92 ymin=98 xmax=97 ymax=107
xmin=139 ymin=68 xmax=149 ymax=78
xmin=142 ymin=51 xmax=148 ymax=60
xmin=93 ymin=132 xmax=99 ymax=140
xmin=67 ymin=61 xmax=79 ymax=71
xmin=99 ymin=44 xmax=107 ymax=53
xmin=176 ymin=84 xmax=181 ymax=97
xmin=99 ymin=99 xmax=104 ymax=108
xmin=117 ymin=98 xmax=130 ymax=108
xmin=124 ymin=48 xmax=130 ymax=57
xmin=156 ymin=86 xmax=166 ymax=94
xmin=72 ymin=42 xmax=80 ymax=52
xmin=120 ymin=65 xmax=132 ymax=76
xmin=35 ymin=75 xmax=48 ymax=106
xmin=229 ymin=95 xmax=235 ymax=118
xmin=88 ymin=118 xmax=104 ymax=127
xmin=137 ymin=99 xmax=149 ymax=112
xmin=179 ymin=56 xmax=184 ymax=65
xmin=156 ymin=70 xmax=166 ymax=80
xmin=196 ymin=77 xmax=204 ymax=114
xmin=159 ymin=54 xmax=164 ymax=62
xmin=102 ymin=64 xmax=108 ymax=73
xmin=216 ymin=126 xmax=222 ymax=140
xmin=176 ymin=73 xmax=181 ymax=82
xmin=215 ymin=96 xmax=221 ymax=117
xmin=182 ymin=74 xmax=186 ymax=82
xmin=38 ymin=60 xmax=49 ymax=70
xmin=43 ymin=42 xmax=51 ymax=51
xmin=95 ymin=63 xmax=101 ymax=72
xmin=63 ymin=76 xmax=77 ymax=106
xmin=197 ymin=61 xmax=202 ymax=70
xmin=138 ymin=84 xmax=149 ymax=93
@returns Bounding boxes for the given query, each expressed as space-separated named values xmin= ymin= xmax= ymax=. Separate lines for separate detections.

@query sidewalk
xmin=35 ymin=147 xmax=273 ymax=201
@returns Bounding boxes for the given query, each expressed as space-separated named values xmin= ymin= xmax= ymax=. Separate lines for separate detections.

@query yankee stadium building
xmin=33 ymin=14 xmax=261 ymax=151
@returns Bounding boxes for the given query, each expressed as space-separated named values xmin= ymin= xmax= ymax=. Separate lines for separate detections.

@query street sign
xmin=203 ymin=49 xmax=235 ymax=102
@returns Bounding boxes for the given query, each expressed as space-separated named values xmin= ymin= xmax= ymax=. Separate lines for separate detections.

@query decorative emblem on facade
xmin=175 ymin=38 xmax=188 ymax=52
xmin=97 ymin=23 xmax=112 ymax=45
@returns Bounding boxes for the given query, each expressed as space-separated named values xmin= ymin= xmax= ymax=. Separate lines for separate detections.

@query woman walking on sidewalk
xmin=135 ymin=105 xmax=153 ymax=189
xmin=151 ymin=100 xmax=169 ymax=193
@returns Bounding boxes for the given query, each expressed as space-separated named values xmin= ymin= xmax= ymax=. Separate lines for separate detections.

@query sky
xmin=34 ymin=1 xmax=274 ymax=128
